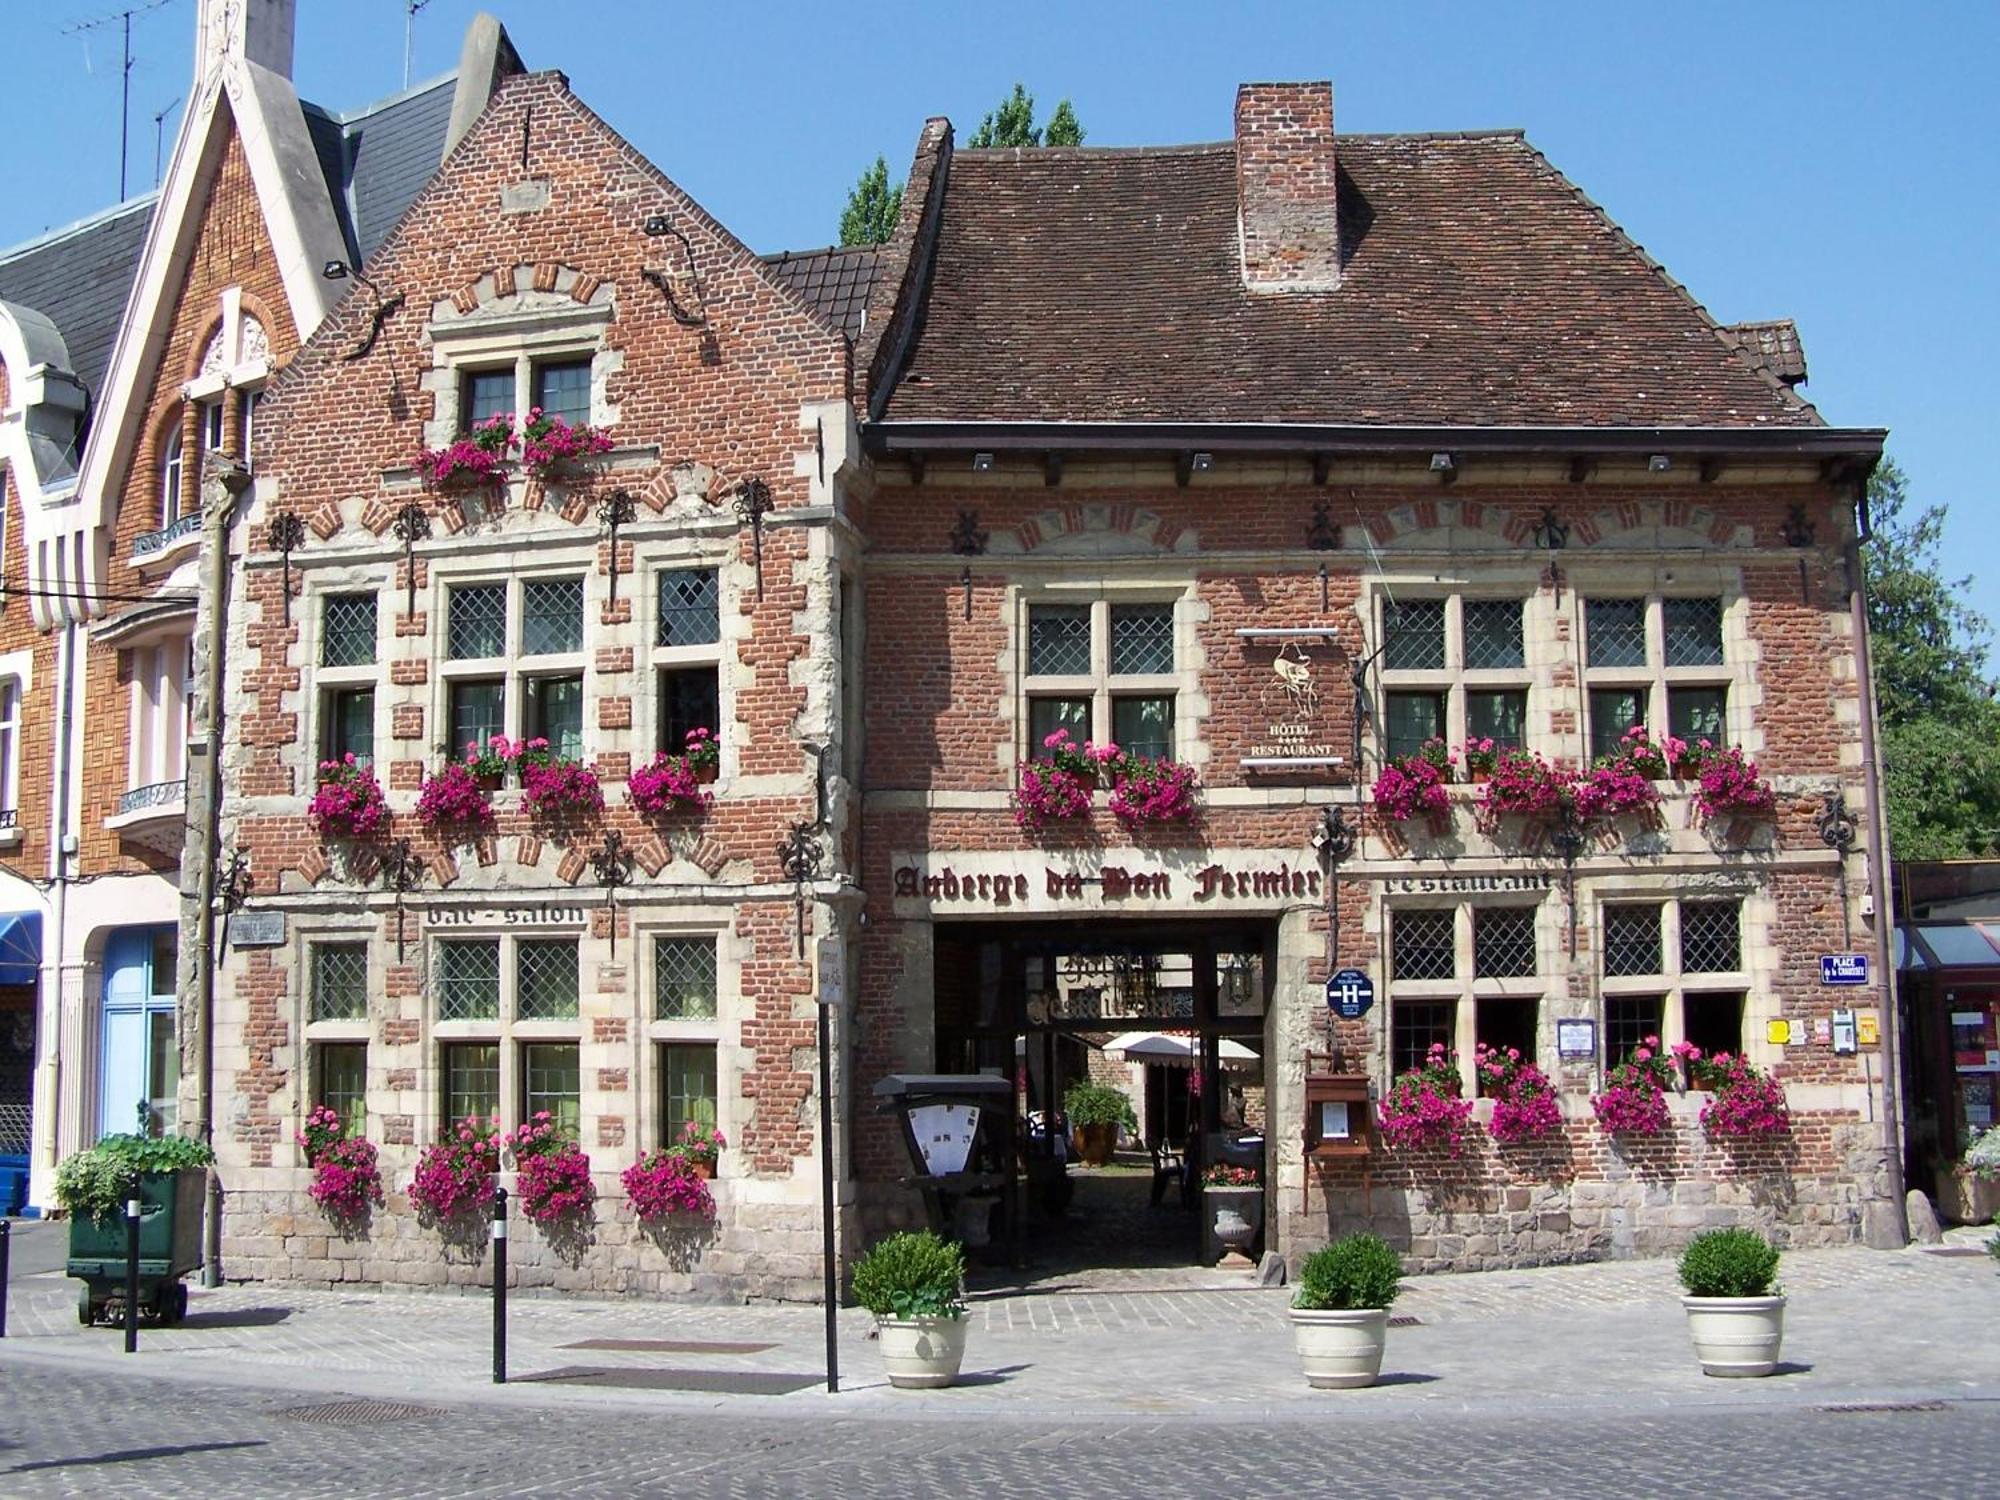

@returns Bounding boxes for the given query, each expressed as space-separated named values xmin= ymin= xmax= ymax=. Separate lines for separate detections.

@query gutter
xmin=863 ymin=419 xmax=1889 ymax=462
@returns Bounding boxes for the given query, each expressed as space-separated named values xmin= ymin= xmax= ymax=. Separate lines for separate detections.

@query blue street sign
xmin=1820 ymin=954 xmax=1870 ymax=986
xmin=1326 ymin=968 xmax=1375 ymax=1019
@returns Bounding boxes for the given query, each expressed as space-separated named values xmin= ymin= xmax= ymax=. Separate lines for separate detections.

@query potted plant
xmin=518 ymin=406 xmax=614 ymax=484
xmin=1012 ymin=728 xmax=1105 ymax=831
xmin=309 ymin=755 xmax=389 ymax=842
xmin=520 ymin=752 xmax=605 ymax=822
xmin=297 ymin=1104 xmax=383 ymax=1224
xmin=851 ymin=1230 xmax=969 ymax=1389
xmin=1692 ymin=745 xmax=1778 ymax=822
xmin=1289 ymin=1231 xmax=1404 ymax=1389
xmin=415 ymin=760 xmax=493 ymax=835
xmin=1201 ymin=1162 xmax=1264 ymax=1267
xmin=1108 ymin=755 xmax=1201 ymax=825
xmin=672 ymin=1120 xmax=726 ymax=1180
xmin=1474 ymin=1044 xmax=1562 ymax=1144
xmin=1677 ymin=1227 xmax=1785 ymax=1377
xmin=622 ymin=1147 xmax=716 ymax=1222
xmin=56 ymin=1133 xmax=214 ymax=1325
xmin=1696 ymin=1054 xmax=1791 ymax=1141
xmin=1460 ymin=736 xmax=1499 ymax=782
xmin=1371 ymin=739 xmax=1453 ymax=823
xmin=1591 ymin=1036 xmax=1675 ymax=1138
xmin=508 ymin=1111 xmax=594 ymax=1228
xmin=628 ymin=742 xmax=713 ymax=816
xmin=1479 ymin=748 xmax=1569 ymax=819
xmin=463 ymin=735 xmax=515 ymax=791
xmin=408 ymin=1115 xmax=500 ymax=1230
xmin=1939 ymin=1126 xmax=2000 ymax=1225
xmin=684 ymin=726 xmax=721 ymax=784
xmin=416 ymin=412 xmax=515 ymax=491
xmin=1377 ymin=1043 xmax=1475 ymax=1155
xmin=1063 ymin=1081 xmax=1136 ymax=1165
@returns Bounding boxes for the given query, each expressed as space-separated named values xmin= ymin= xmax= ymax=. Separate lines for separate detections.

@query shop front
xmin=1896 ymin=919 xmax=2000 ymax=1221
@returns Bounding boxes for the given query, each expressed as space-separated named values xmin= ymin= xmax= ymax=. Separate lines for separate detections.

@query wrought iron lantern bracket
xmin=380 ymin=837 xmax=425 ymax=963
xmin=735 ymin=477 xmax=775 ymax=600
xmin=390 ymin=503 xmax=432 ymax=620
xmin=599 ymin=488 xmax=638 ymax=607
xmin=590 ymin=829 xmax=635 ymax=956
xmin=266 ymin=509 xmax=305 ymax=625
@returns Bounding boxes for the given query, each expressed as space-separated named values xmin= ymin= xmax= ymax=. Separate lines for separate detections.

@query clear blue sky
xmin=6 ymin=1 xmax=1995 ymax=631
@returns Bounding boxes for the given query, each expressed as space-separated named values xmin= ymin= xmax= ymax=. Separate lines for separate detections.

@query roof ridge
xmin=299 ymin=69 xmax=458 ymax=128
xmin=1511 ymin=134 xmax=1823 ymax=426
xmin=952 ymin=128 xmax=1529 ymax=160
xmin=0 ymin=195 xmax=156 ymax=268
xmin=761 ymin=243 xmax=881 ymax=263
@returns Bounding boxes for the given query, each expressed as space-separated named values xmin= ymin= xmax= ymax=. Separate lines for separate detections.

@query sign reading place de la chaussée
xmin=892 ymin=851 xmax=1323 ymax=914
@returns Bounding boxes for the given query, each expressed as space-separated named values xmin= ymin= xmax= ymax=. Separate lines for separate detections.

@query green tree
xmin=1863 ymin=459 xmax=2000 ymax=857
xmin=837 ymin=155 xmax=902 ymax=248
xmin=968 ymin=83 xmax=1085 ymax=148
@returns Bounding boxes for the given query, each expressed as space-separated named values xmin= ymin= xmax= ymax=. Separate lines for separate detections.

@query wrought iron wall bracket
xmin=735 ymin=478 xmax=774 ymax=600
xmin=1546 ymin=800 xmax=1589 ymax=958
xmin=591 ymin=829 xmax=635 ymax=957
xmin=599 ymin=488 xmax=637 ymax=607
xmin=778 ymin=820 xmax=825 ymax=960
xmin=1818 ymin=789 xmax=1858 ymax=948
xmin=266 ymin=509 xmax=305 ymax=625
xmin=949 ymin=509 xmax=988 ymax=621
xmin=381 ymin=838 xmax=425 ymax=963
xmin=391 ymin=503 xmax=432 ymax=620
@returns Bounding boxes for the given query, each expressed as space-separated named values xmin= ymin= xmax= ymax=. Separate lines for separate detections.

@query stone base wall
xmin=1279 ymin=1110 xmax=1896 ymax=1274
xmin=219 ymin=1176 xmax=844 ymax=1303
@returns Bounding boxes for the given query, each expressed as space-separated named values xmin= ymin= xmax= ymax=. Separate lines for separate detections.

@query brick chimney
xmin=197 ymin=0 xmax=296 ymax=80
xmin=1234 ymin=82 xmax=1340 ymax=293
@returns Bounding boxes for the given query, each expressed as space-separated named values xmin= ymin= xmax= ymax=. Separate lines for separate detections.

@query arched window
xmin=160 ymin=427 xmax=183 ymax=525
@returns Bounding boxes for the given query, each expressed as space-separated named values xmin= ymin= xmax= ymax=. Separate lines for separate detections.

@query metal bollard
xmin=0 ymin=1217 xmax=11 ymax=1338
xmin=124 ymin=1197 xmax=141 ymax=1354
xmin=491 ymin=1187 xmax=507 ymax=1384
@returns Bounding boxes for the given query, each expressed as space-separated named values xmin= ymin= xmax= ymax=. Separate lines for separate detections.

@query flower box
xmin=416 ymin=413 xmax=515 ymax=491
xmin=520 ymin=408 xmax=614 ymax=484
xmin=415 ymin=760 xmax=493 ymax=833
xmin=309 ymin=756 xmax=389 ymax=842
xmin=1371 ymin=740 xmax=1452 ymax=823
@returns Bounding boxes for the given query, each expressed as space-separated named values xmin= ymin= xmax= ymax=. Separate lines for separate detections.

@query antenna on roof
xmin=152 ymin=94 xmax=181 ymax=188
xmin=403 ymin=0 xmax=434 ymax=90
xmin=62 ymin=0 xmax=178 ymax=201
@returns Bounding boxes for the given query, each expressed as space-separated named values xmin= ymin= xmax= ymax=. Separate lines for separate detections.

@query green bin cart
xmin=66 ymin=1167 xmax=206 ymax=1326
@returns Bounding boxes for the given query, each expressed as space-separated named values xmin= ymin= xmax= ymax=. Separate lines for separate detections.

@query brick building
xmin=196 ymin=63 xmax=1906 ymax=1301
xmin=849 ymin=83 xmax=1904 ymax=1271
xmin=0 ymin=0 xmax=517 ymax=1214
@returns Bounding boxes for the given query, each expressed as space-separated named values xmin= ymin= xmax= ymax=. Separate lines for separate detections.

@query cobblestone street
xmin=2 ymin=1226 xmax=1995 ymax=1494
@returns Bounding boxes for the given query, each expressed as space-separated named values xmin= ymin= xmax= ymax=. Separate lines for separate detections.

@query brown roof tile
xmin=1722 ymin=319 xmax=1808 ymax=387
xmin=879 ymin=133 xmax=1819 ymax=429
xmin=761 ymin=245 xmax=882 ymax=342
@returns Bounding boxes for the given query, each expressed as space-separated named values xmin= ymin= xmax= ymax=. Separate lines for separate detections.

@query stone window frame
xmin=305 ymin=573 xmax=388 ymax=768
xmin=1578 ymin=591 xmax=1744 ymax=761
xmin=641 ymin=916 xmax=737 ymax=1158
xmin=123 ymin=630 xmax=195 ymax=801
xmin=433 ymin=565 xmax=592 ymax=763
xmin=1014 ymin=584 xmax=1194 ymax=766
xmin=1374 ymin=593 xmax=1535 ymax=768
xmin=0 ymin=645 xmax=30 ymax=834
xmin=296 ymin=927 xmax=375 ymax=1160
xmin=419 ymin=293 xmax=618 ymax=456
xmin=1594 ymin=890 xmax=1762 ymax=1067
xmin=644 ymin=550 xmax=736 ymax=781
xmin=1384 ymin=898 xmax=1551 ymax=1092
xmin=426 ymin=929 xmax=585 ymax=1142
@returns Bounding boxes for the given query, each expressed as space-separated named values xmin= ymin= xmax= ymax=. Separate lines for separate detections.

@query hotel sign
xmin=1242 ymin=633 xmax=1345 ymax=765
xmin=891 ymin=850 xmax=1322 ymax=916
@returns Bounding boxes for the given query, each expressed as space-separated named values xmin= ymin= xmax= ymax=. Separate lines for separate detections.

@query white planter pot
xmin=1681 ymin=1294 xmax=1786 ymax=1377
xmin=876 ymin=1315 xmax=969 ymax=1389
xmin=1289 ymin=1307 xmax=1390 ymax=1389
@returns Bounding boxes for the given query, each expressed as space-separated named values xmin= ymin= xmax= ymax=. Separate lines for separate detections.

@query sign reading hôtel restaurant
xmin=891 ymin=851 xmax=1324 ymax=914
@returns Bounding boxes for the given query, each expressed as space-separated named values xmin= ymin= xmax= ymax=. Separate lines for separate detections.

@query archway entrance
xmin=933 ymin=921 xmax=1271 ymax=1278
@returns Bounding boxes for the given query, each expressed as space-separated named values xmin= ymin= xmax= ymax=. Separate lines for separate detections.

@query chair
xmin=1147 ymin=1136 xmax=1186 ymax=1207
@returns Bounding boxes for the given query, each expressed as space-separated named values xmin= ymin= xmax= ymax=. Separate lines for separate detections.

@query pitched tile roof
xmin=1722 ymin=319 xmax=1807 ymax=388
xmin=0 ymin=197 xmax=156 ymax=411
xmin=878 ymin=133 xmax=1819 ymax=429
xmin=761 ymin=245 xmax=881 ymax=342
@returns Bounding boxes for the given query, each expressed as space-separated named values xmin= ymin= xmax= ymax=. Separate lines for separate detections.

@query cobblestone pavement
xmin=0 ymin=1360 xmax=1992 ymax=1499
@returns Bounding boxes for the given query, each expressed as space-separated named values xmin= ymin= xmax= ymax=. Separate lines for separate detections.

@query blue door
xmin=99 ymin=926 xmax=178 ymax=1139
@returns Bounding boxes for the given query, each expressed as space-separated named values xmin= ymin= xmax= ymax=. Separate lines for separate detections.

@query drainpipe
xmin=1846 ymin=497 xmax=1906 ymax=1246
xmin=185 ymin=456 xmax=248 ymax=1286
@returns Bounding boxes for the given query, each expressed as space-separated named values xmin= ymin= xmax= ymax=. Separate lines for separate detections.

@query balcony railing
xmin=132 ymin=511 xmax=202 ymax=559
xmin=118 ymin=778 xmax=187 ymax=816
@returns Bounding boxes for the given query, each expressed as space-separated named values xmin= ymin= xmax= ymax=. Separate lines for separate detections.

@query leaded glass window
xmin=1474 ymin=908 xmax=1537 ymax=978
xmin=1467 ymin=690 xmax=1526 ymax=749
xmin=522 ymin=1043 xmax=580 ymax=1136
xmin=448 ymin=584 xmax=507 ymax=659
xmin=1680 ymin=902 xmax=1740 ymax=974
xmin=1603 ymin=905 xmax=1663 ymax=978
xmin=521 ymin=578 xmax=584 ymax=656
xmin=1392 ymin=908 xmax=1456 ymax=982
xmin=1669 ymin=687 xmax=1727 ymax=745
xmin=532 ymin=359 xmax=591 ymax=426
xmin=462 ymin=369 xmax=512 ymax=431
xmin=443 ymin=1042 xmax=500 ymax=1127
xmin=1589 ymin=687 xmax=1646 ymax=762
xmin=1392 ymin=1000 xmax=1455 ymax=1075
xmin=1586 ymin=599 xmax=1648 ymax=668
xmin=1664 ymin=598 xmax=1724 ymax=667
xmin=658 ymin=570 xmax=720 ymax=647
xmin=515 ymin=939 xmax=579 ymax=1020
xmin=1604 ymin=996 xmax=1663 ymax=1065
xmin=1463 ymin=600 xmax=1524 ymax=670
xmin=1112 ymin=696 xmax=1174 ymax=760
xmin=310 ymin=943 xmax=369 ymax=1022
xmin=437 ymin=939 xmax=501 ymax=1021
xmin=525 ymin=676 xmax=584 ymax=761
xmin=1110 ymin=603 xmax=1174 ymax=675
xmin=661 ymin=1043 xmax=718 ymax=1142
xmin=1383 ymin=600 xmax=1446 ymax=671
xmin=320 ymin=594 xmax=377 ymax=668
xmin=316 ymin=1043 xmax=367 ymax=1138
xmin=1385 ymin=692 xmax=1444 ymax=763
xmin=655 ymin=936 xmax=718 ymax=1020
xmin=1028 ymin=605 xmax=1092 ymax=677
